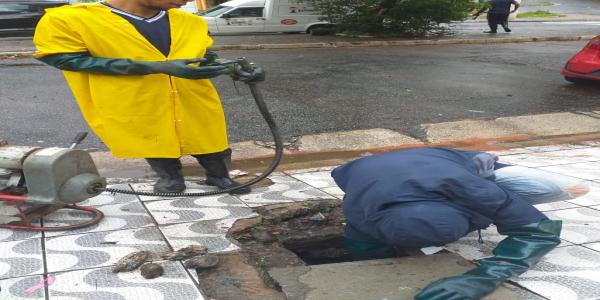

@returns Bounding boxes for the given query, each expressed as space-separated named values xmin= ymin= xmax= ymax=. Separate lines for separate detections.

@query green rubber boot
xmin=415 ymin=219 xmax=562 ymax=300
xmin=343 ymin=236 xmax=397 ymax=261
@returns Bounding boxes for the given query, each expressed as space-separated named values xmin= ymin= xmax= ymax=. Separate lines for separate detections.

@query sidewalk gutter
xmin=0 ymin=34 xmax=595 ymax=59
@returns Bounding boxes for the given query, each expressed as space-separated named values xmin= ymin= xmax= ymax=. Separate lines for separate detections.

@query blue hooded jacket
xmin=332 ymin=148 xmax=546 ymax=238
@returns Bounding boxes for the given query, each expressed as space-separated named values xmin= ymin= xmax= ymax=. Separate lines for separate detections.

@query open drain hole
xmin=228 ymin=199 xmax=402 ymax=267
xmin=194 ymin=199 xmax=425 ymax=299
xmin=228 ymin=199 xmax=351 ymax=265
xmin=283 ymin=235 xmax=353 ymax=265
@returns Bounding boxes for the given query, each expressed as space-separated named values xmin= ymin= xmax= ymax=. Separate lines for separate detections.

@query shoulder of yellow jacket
xmin=44 ymin=2 xmax=107 ymax=16
xmin=169 ymin=8 xmax=205 ymax=23
xmin=169 ymin=8 xmax=208 ymax=32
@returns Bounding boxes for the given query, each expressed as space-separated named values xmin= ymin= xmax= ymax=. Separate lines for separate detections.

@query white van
xmin=179 ymin=1 xmax=198 ymax=13
xmin=199 ymin=0 xmax=332 ymax=35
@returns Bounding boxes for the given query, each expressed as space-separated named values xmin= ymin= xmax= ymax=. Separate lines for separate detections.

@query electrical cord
xmin=0 ymin=204 xmax=104 ymax=231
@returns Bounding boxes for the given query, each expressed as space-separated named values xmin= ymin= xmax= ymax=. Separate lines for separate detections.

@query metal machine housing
xmin=0 ymin=146 xmax=106 ymax=204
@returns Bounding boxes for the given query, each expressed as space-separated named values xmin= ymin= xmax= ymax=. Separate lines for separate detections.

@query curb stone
xmin=3 ymin=112 xmax=600 ymax=175
xmin=0 ymin=35 xmax=595 ymax=59
xmin=212 ymin=35 xmax=595 ymax=51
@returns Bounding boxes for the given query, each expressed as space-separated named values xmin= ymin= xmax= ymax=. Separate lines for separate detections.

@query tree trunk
xmin=374 ymin=0 xmax=399 ymax=29
xmin=378 ymin=0 xmax=399 ymax=15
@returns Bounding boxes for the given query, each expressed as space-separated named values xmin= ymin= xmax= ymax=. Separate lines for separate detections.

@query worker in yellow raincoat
xmin=33 ymin=0 xmax=264 ymax=194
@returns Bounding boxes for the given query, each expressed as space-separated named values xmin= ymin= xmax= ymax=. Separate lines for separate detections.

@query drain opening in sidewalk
xmin=194 ymin=199 xmax=420 ymax=299
xmin=230 ymin=199 xmax=352 ymax=266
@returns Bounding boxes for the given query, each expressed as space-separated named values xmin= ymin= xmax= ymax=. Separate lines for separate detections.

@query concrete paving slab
xmin=297 ymin=128 xmax=422 ymax=152
xmin=423 ymin=119 xmax=528 ymax=143
xmin=500 ymin=113 xmax=600 ymax=136
xmin=230 ymin=141 xmax=277 ymax=160
xmin=423 ymin=112 xmax=600 ymax=143
xmin=269 ymin=252 xmax=527 ymax=300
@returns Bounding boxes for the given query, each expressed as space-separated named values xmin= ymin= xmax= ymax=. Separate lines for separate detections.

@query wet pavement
xmin=1 ymin=140 xmax=600 ymax=299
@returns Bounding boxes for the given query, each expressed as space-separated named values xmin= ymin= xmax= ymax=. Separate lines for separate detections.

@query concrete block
xmin=297 ymin=129 xmax=422 ymax=152
xmin=423 ymin=112 xmax=600 ymax=143
xmin=423 ymin=119 xmax=528 ymax=143
xmin=230 ymin=141 xmax=276 ymax=160
xmin=499 ymin=112 xmax=600 ymax=136
xmin=269 ymin=252 xmax=528 ymax=300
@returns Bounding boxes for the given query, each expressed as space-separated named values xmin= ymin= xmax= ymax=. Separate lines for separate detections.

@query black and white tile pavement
xmin=0 ymin=143 xmax=600 ymax=299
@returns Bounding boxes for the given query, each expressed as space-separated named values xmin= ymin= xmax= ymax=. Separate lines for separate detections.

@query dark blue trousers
xmin=345 ymin=201 xmax=493 ymax=248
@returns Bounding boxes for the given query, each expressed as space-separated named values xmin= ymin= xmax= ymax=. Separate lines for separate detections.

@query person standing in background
xmin=475 ymin=0 xmax=521 ymax=33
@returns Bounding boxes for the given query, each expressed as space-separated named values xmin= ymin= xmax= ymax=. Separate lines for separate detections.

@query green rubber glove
xmin=214 ymin=59 xmax=266 ymax=83
xmin=203 ymin=51 xmax=220 ymax=65
xmin=36 ymin=53 xmax=228 ymax=79
xmin=230 ymin=64 xmax=266 ymax=83
xmin=198 ymin=52 xmax=266 ymax=83
xmin=415 ymin=219 xmax=562 ymax=300
xmin=142 ymin=58 xmax=228 ymax=79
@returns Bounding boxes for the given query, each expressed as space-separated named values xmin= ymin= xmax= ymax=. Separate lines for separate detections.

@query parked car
xmin=561 ymin=35 xmax=600 ymax=84
xmin=199 ymin=0 xmax=333 ymax=35
xmin=0 ymin=0 xmax=68 ymax=37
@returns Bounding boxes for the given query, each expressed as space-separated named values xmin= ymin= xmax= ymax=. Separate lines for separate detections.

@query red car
xmin=561 ymin=35 xmax=600 ymax=84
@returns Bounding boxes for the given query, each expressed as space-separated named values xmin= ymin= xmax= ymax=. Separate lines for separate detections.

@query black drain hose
xmin=96 ymin=60 xmax=283 ymax=197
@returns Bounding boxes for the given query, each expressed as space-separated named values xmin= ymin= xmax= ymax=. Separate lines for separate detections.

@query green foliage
xmin=517 ymin=10 xmax=565 ymax=18
xmin=297 ymin=0 xmax=485 ymax=36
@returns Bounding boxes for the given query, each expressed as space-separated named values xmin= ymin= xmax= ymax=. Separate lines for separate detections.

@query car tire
xmin=565 ymin=76 xmax=593 ymax=84
xmin=307 ymin=25 xmax=335 ymax=36
xmin=564 ymin=76 xmax=579 ymax=83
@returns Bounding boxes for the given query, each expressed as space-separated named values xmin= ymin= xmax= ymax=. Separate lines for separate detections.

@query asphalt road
xmin=0 ymin=41 xmax=599 ymax=150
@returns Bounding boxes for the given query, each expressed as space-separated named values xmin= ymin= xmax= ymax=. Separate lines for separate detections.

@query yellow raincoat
xmin=33 ymin=3 xmax=228 ymax=158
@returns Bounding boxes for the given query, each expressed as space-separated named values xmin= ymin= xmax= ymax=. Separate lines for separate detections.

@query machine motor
xmin=0 ymin=145 xmax=106 ymax=204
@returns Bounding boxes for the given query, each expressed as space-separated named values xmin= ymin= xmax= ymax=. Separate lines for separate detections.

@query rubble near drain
xmin=237 ymin=199 xmax=352 ymax=266
xmin=193 ymin=199 xmax=350 ymax=299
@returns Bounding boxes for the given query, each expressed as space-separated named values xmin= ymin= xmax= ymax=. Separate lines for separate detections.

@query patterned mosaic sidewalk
xmin=1 ymin=142 xmax=600 ymax=299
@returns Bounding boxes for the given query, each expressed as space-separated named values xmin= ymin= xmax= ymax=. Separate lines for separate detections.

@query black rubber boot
xmin=145 ymin=158 xmax=186 ymax=193
xmin=193 ymin=149 xmax=251 ymax=195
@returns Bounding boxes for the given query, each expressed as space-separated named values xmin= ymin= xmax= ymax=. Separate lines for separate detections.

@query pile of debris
xmin=113 ymin=244 xmax=219 ymax=279
xmin=230 ymin=198 xmax=349 ymax=266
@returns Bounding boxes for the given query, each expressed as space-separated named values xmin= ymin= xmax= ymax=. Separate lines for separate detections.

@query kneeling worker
xmin=332 ymin=147 xmax=561 ymax=300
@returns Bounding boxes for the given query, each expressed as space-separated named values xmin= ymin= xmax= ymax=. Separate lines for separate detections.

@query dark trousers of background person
xmin=487 ymin=13 xmax=510 ymax=32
